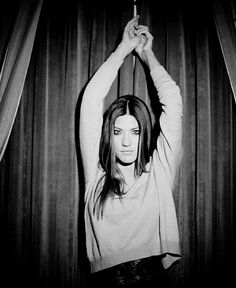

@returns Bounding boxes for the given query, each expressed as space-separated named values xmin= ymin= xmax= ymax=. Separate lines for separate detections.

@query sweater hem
xmin=90 ymin=242 xmax=181 ymax=273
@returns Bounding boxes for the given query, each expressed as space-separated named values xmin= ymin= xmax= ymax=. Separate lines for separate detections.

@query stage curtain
xmin=213 ymin=0 xmax=236 ymax=103
xmin=0 ymin=1 xmax=235 ymax=287
xmin=0 ymin=0 xmax=43 ymax=161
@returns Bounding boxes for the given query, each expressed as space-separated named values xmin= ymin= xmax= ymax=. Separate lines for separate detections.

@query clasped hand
xmin=121 ymin=15 xmax=153 ymax=60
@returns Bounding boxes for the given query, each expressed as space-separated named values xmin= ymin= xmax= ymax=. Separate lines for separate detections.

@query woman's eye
xmin=114 ymin=129 xmax=121 ymax=135
xmin=132 ymin=129 xmax=140 ymax=135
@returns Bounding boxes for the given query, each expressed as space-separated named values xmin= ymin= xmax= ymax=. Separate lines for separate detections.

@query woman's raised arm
xmin=79 ymin=16 xmax=142 ymax=184
xmin=135 ymin=27 xmax=183 ymax=184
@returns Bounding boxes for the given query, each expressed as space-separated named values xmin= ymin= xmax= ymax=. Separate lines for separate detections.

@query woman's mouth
xmin=121 ymin=150 xmax=133 ymax=155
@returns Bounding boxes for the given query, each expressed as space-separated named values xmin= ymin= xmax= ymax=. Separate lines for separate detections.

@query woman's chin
xmin=117 ymin=157 xmax=136 ymax=166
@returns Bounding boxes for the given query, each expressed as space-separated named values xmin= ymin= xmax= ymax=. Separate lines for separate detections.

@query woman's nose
xmin=122 ymin=133 xmax=131 ymax=146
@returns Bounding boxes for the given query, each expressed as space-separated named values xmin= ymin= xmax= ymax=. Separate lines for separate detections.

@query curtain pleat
xmin=0 ymin=1 xmax=235 ymax=288
xmin=213 ymin=0 xmax=236 ymax=103
xmin=30 ymin=1 xmax=81 ymax=286
xmin=195 ymin=20 xmax=213 ymax=277
xmin=0 ymin=0 xmax=43 ymax=161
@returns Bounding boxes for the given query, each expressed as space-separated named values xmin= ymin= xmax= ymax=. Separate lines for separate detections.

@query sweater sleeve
xmin=79 ymin=53 xmax=124 ymax=185
xmin=150 ymin=66 xmax=183 ymax=186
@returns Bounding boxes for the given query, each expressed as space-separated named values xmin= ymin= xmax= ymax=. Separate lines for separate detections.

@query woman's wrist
xmin=115 ymin=42 xmax=133 ymax=61
xmin=141 ymin=50 xmax=161 ymax=70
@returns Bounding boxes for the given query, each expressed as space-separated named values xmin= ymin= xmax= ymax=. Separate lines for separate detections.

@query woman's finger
xmin=124 ymin=15 xmax=139 ymax=30
xmin=136 ymin=25 xmax=149 ymax=31
xmin=137 ymin=30 xmax=153 ymax=39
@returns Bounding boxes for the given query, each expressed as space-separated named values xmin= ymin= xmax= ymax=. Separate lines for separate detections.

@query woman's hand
xmin=116 ymin=18 xmax=158 ymax=70
xmin=135 ymin=25 xmax=160 ymax=70
xmin=134 ymin=25 xmax=154 ymax=61
xmin=117 ymin=16 xmax=141 ymax=58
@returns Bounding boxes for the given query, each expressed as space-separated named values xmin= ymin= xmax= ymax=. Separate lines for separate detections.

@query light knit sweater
xmin=79 ymin=51 xmax=183 ymax=274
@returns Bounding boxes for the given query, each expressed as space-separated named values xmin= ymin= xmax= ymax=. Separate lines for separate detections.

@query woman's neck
xmin=117 ymin=162 xmax=137 ymax=188
xmin=117 ymin=162 xmax=134 ymax=175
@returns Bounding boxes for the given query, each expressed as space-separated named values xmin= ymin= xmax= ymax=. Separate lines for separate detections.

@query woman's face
xmin=113 ymin=114 xmax=140 ymax=165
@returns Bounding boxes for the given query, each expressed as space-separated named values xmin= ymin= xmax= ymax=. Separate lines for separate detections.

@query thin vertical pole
xmin=133 ymin=0 xmax=137 ymax=69
xmin=133 ymin=0 xmax=137 ymax=93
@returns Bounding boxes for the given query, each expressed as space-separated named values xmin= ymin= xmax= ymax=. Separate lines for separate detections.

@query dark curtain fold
xmin=213 ymin=0 xmax=236 ymax=102
xmin=0 ymin=0 xmax=43 ymax=160
xmin=0 ymin=0 xmax=235 ymax=288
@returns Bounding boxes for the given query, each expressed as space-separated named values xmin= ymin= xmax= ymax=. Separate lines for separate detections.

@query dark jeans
xmin=88 ymin=256 xmax=170 ymax=288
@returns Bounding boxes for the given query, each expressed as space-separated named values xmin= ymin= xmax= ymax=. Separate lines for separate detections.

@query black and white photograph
xmin=0 ymin=0 xmax=235 ymax=287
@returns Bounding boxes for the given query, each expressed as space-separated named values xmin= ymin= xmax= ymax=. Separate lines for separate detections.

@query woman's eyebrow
xmin=114 ymin=126 xmax=139 ymax=130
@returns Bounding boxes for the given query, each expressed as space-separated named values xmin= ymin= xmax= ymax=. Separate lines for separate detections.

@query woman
xmin=79 ymin=16 xmax=183 ymax=287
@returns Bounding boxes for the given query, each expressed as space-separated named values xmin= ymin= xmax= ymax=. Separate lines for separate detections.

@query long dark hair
xmin=94 ymin=95 xmax=152 ymax=216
